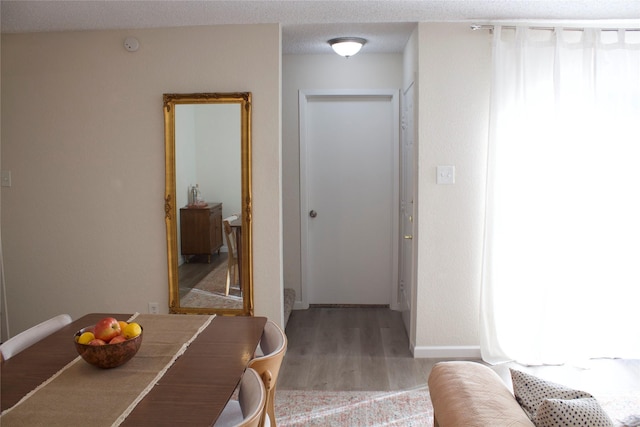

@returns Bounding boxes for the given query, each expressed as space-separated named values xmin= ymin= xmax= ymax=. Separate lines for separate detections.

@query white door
xmin=300 ymin=90 xmax=399 ymax=306
xmin=400 ymin=83 xmax=416 ymax=332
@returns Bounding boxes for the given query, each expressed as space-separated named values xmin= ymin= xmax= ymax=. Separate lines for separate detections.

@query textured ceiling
xmin=2 ymin=1 xmax=639 ymax=54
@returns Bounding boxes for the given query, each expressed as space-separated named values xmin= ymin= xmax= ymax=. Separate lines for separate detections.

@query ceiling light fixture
xmin=328 ymin=37 xmax=367 ymax=57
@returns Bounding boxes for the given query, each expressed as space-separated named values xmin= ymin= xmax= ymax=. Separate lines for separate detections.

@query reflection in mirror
xmin=164 ymin=93 xmax=252 ymax=315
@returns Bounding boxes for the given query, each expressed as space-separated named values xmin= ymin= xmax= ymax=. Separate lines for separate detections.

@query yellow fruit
xmin=78 ymin=331 xmax=95 ymax=345
xmin=123 ymin=322 xmax=141 ymax=339
xmin=118 ymin=320 xmax=128 ymax=332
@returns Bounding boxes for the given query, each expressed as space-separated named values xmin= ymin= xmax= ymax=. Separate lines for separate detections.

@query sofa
xmin=428 ymin=361 xmax=535 ymax=427
xmin=428 ymin=361 xmax=617 ymax=427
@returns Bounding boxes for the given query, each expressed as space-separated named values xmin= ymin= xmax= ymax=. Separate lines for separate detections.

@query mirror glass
xmin=164 ymin=92 xmax=253 ymax=315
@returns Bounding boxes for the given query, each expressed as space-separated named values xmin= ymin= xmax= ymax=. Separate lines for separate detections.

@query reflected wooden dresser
xmin=180 ymin=202 xmax=222 ymax=262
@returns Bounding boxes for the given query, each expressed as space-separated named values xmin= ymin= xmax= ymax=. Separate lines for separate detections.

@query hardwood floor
xmin=178 ymin=253 xmax=226 ymax=298
xmin=279 ymin=306 xmax=640 ymax=396
xmin=280 ymin=306 xmax=445 ymax=391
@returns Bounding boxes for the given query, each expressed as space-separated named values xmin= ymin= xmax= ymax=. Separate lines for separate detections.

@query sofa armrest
xmin=428 ymin=361 xmax=534 ymax=427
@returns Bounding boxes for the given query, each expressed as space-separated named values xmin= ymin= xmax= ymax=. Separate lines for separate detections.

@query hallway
xmin=279 ymin=307 xmax=437 ymax=391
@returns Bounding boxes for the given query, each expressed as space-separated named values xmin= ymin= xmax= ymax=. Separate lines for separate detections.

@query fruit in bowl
xmin=74 ymin=317 xmax=143 ymax=369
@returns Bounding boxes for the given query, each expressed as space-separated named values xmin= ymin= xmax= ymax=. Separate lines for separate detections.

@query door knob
xmin=309 ymin=210 xmax=317 ymax=218
xmin=403 ymin=235 xmax=413 ymax=239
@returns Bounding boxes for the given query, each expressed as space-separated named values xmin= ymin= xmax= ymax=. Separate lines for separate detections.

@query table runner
xmin=1 ymin=313 xmax=214 ymax=427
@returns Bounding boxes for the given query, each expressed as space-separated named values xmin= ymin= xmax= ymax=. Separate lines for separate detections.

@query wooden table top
xmin=1 ymin=313 xmax=266 ymax=425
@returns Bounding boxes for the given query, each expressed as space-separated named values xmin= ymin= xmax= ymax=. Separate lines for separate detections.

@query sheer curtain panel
xmin=481 ymin=26 xmax=640 ymax=365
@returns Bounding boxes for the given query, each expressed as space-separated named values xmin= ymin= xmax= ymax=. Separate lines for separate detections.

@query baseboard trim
xmin=309 ymin=303 xmax=390 ymax=308
xmin=412 ymin=345 xmax=481 ymax=359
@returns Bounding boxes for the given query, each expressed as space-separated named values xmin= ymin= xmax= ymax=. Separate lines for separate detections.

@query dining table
xmin=1 ymin=312 xmax=266 ymax=426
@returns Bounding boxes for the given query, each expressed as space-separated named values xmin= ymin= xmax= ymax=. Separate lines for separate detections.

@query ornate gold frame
xmin=163 ymin=92 xmax=253 ymax=315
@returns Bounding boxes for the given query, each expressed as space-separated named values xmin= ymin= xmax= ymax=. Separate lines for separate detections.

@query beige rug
xmin=273 ymin=388 xmax=640 ymax=427
xmin=275 ymin=387 xmax=433 ymax=427
xmin=180 ymin=262 xmax=242 ymax=309
xmin=193 ymin=261 xmax=242 ymax=298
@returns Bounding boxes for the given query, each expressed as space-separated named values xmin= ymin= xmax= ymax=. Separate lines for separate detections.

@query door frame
xmin=400 ymin=81 xmax=417 ymax=336
xmin=298 ymin=89 xmax=400 ymax=310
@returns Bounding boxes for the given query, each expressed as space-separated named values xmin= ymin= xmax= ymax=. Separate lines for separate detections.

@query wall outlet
xmin=148 ymin=302 xmax=159 ymax=314
xmin=1 ymin=171 xmax=11 ymax=187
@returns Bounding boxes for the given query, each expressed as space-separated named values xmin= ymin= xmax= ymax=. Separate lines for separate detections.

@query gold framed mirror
xmin=164 ymin=92 xmax=252 ymax=315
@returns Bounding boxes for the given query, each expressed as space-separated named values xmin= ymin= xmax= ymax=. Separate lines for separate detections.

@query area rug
xmin=274 ymin=387 xmax=433 ymax=427
xmin=273 ymin=388 xmax=640 ymax=427
xmin=180 ymin=288 xmax=242 ymax=309
xmin=180 ymin=261 xmax=242 ymax=309
xmin=193 ymin=261 xmax=242 ymax=298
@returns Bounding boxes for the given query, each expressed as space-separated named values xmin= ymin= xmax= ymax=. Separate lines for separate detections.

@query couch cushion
xmin=510 ymin=369 xmax=613 ymax=427
xmin=510 ymin=369 xmax=592 ymax=420
xmin=535 ymin=397 xmax=614 ymax=427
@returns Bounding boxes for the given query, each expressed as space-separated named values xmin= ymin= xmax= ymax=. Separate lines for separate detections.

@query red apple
xmin=88 ymin=338 xmax=106 ymax=346
xmin=93 ymin=317 xmax=121 ymax=342
xmin=109 ymin=335 xmax=127 ymax=344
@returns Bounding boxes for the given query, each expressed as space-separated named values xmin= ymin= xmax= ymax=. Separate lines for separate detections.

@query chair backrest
xmin=237 ymin=368 xmax=267 ymax=427
xmin=0 ymin=314 xmax=72 ymax=361
xmin=223 ymin=215 xmax=239 ymax=256
xmin=247 ymin=320 xmax=287 ymax=427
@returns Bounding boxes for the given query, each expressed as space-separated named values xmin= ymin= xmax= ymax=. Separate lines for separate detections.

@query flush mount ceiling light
xmin=328 ymin=37 xmax=367 ymax=57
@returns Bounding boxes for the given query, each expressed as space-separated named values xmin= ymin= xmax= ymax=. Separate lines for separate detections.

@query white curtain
xmin=481 ymin=26 xmax=640 ymax=365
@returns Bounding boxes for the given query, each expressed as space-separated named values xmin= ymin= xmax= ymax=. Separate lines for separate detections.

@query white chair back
xmin=248 ymin=321 xmax=287 ymax=427
xmin=223 ymin=215 xmax=239 ymax=253
xmin=214 ymin=368 xmax=266 ymax=427
xmin=0 ymin=314 xmax=72 ymax=361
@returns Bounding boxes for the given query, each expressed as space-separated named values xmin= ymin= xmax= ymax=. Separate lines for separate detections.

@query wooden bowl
xmin=74 ymin=326 xmax=143 ymax=369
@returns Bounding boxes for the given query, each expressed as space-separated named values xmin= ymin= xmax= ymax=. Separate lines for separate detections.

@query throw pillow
xmin=510 ymin=369 xmax=593 ymax=420
xmin=535 ymin=397 xmax=614 ymax=427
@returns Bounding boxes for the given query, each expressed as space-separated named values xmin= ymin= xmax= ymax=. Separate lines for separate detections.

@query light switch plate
xmin=436 ymin=165 xmax=455 ymax=184
xmin=1 ymin=171 xmax=11 ymax=187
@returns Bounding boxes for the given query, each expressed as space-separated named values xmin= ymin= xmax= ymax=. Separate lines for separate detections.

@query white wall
xmin=413 ymin=23 xmax=492 ymax=357
xmin=1 ymin=24 xmax=283 ymax=336
xmin=282 ymin=53 xmax=404 ymax=305
xmin=175 ymin=104 xmax=197 ymax=264
xmin=194 ymin=104 xmax=241 ymax=220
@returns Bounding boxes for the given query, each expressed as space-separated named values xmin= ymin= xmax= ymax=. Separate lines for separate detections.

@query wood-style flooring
xmin=278 ymin=306 xmax=640 ymax=395
xmin=178 ymin=253 xmax=226 ymax=298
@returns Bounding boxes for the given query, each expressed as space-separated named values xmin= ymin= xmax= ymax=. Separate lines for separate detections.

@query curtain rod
xmin=471 ymin=24 xmax=640 ymax=32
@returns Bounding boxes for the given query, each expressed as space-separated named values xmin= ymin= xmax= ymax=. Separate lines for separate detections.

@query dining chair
xmin=248 ymin=320 xmax=288 ymax=427
xmin=223 ymin=214 xmax=239 ymax=296
xmin=0 ymin=314 xmax=72 ymax=361
xmin=214 ymin=367 xmax=267 ymax=427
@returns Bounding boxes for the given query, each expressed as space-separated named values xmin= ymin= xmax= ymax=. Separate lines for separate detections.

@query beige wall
xmin=1 ymin=24 xmax=283 ymax=336
xmin=414 ymin=23 xmax=491 ymax=356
